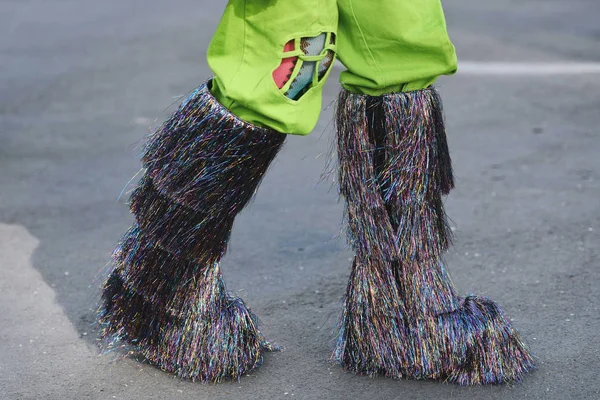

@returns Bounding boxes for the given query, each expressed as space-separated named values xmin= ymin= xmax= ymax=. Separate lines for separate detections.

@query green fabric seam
xmin=349 ymin=0 xmax=386 ymax=89
xmin=229 ymin=0 xmax=247 ymax=88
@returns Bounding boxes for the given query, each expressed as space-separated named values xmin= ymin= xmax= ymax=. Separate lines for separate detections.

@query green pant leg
xmin=207 ymin=0 xmax=338 ymax=135
xmin=336 ymin=0 xmax=457 ymax=95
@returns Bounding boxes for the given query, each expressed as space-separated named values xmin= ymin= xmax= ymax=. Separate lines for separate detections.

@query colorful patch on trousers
xmin=272 ymin=32 xmax=336 ymax=100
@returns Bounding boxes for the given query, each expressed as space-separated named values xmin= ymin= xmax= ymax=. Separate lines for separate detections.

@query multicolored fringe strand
xmin=333 ymin=88 xmax=535 ymax=385
xmin=99 ymin=81 xmax=285 ymax=383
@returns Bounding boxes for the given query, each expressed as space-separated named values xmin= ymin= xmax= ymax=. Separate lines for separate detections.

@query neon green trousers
xmin=208 ymin=0 xmax=457 ymax=135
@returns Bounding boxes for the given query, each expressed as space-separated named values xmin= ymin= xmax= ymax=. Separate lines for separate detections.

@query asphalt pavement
xmin=1 ymin=1 xmax=599 ymax=399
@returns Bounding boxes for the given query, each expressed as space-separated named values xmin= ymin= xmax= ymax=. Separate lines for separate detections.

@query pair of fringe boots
xmin=99 ymin=81 xmax=534 ymax=385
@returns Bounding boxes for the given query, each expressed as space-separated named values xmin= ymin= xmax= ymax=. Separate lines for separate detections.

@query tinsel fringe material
xmin=102 ymin=268 xmax=268 ymax=381
xmin=333 ymin=88 xmax=535 ymax=385
xmin=99 ymin=81 xmax=285 ymax=383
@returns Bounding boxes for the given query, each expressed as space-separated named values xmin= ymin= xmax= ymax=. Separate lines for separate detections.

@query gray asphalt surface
xmin=1 ymin=1 xmax=599 ymax=399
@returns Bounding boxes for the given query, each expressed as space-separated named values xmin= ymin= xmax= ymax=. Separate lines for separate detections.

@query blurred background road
xmin=1 ymin=1 xmax=599 ymax=399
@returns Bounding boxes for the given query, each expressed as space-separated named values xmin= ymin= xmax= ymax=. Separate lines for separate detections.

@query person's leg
xmin=99 ymin=1 xmax=338 ymax=383
xmin=333 ymin=0 xmax=534 ymax=384
xmin=337 ymin=0 xmax=457 ymax=95
xmin=208 ymin=0 xmax=338 ymax=135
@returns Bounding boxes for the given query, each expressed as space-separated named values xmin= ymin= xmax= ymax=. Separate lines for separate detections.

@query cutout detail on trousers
xmin=273 ymin=32 xmax=336 ymax=100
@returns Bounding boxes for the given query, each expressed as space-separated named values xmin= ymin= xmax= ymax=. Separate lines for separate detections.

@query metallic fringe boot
xmin=333 ymin=88 xmax=535 ymax=385
xmin=99 ymin=81 xmax=285 ymax=382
